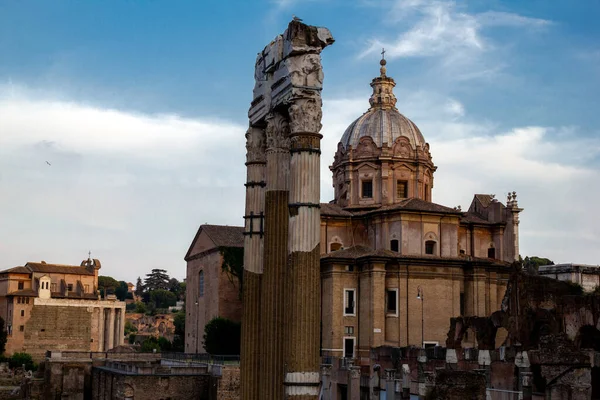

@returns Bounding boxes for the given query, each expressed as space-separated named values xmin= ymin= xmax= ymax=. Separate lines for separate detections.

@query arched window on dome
xmin=425 ymin=241 xmax=436 ymax=255
xmin=199 ymin=271 xmax=204 ymax=298
xmin=390 ymin=240 xmax=399 ymax=252
xmin=330 ymin=242 xmax=342 ymax=252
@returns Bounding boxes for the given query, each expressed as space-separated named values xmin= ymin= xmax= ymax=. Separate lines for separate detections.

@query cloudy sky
xmin=1 ymin=0 xmax=599 ymax=282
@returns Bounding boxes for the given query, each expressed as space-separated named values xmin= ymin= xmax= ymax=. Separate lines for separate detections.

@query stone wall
xmin=24 ymin=306 xmax=92 ymax=360
xmin=92 ymin=368 xmax=212 ymax=400
xmin=217 ymin=365 xmax=241 ymax=400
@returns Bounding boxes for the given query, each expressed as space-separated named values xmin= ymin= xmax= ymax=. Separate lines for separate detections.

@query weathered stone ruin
xmin=241 ymin=19 xmax=333 ymax=400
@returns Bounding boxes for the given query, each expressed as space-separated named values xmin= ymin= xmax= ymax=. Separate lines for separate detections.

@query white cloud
xmin=0 ymin=85 xmax=247 ymax=281
xmin=360 ymin=1 xmax=551 ymax=80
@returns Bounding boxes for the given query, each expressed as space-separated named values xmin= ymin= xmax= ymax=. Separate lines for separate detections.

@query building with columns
xmin=0 ymin=257 xmax=126 ymax=360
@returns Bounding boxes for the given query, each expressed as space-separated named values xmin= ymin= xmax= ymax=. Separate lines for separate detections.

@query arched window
xmin=199 ymin=271 xmax=204 ymax=297
xmin=425 ymin=241 xmax=436 ymax=255
xmin=487 ymin=248 xmax=496 ymax=259
xmin=330 ymin=242 xmax=342 ymax=252
xmin=390 ymin=240 xmax=399 ymax=252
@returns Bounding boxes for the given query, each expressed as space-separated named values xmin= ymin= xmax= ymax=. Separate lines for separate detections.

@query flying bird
xmin=46 ymin=161 xmax=51 ymax=166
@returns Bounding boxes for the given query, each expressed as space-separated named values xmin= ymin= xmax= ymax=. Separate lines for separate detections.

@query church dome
xmin=339 ymin=58 xmax=426 ymax=151
xmin=339 ymin=108 xmax=426 ymax=151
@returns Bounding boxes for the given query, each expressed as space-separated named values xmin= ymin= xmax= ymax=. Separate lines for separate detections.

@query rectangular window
xmin=19 ymin=325 xmax=24 ymax=332
xmin=20 ymin=310 xmax=24 ymax=317
xmin=386 ymin=289 xmax=398 ymax=315
xmin=344 ymin=326 xmax=354 ymax=335
xmin=424 ymin=184 xmax=430 ymax=201
xmin=25 ymin=298 xmax=29 ymax=304
xmin=423 ymin=341 xmax=438 ymax=349
xmin=18 ymin=281 xmax=24 ymax=290
xmin=487 ymin=248 xmax=496 ymax=259
xmin=361 ymin=180 xmax=373 ymax=198
xmin=390 ymin=239 xmax=399 ymax=252
xmin=67 ymin=284 xmax=73 ymax=292
xmin=344 ymin=289 xmax=356 ymax=316
xmin=343 ymin=337 xmax=355 ymax=358
xmin=425 ymin=241 xmax=435 ymax=255
xmin=396 ymin=180 xmax=408 ymax=199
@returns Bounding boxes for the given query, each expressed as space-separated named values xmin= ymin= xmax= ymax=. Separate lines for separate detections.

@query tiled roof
xmin=7 ymin=289 xmax=37 ymax=297
xmin=25 ymin=262 xmax=94 ymax=276
xmin=474 ymin=194 xmax=494 ymax=208
xmin=460 ymin=212 xmax=494 ymax=225
xmin=0 ymin=266 xmax=30 ymax=274
xmin=200 ymin=225 xmax=244 ymax=248
xmin=359 ymin=198 xmax=460 ymax=216
xmin=321 ymin=203 xmax=354 ymax=217
xmin=321 ymin=245 xmax=508 ymax=265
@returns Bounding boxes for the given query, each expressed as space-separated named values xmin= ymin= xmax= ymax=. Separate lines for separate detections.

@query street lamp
xmin=417 ymin=286 xmax=424 ymax=349
xmin=195 ymin=300 xmax=200 ymax=353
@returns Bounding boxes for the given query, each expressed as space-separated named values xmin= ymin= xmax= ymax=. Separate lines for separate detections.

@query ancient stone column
xmin=107 ymin=308 xmax=115 ymax=351
xmin=240 ymin=126 xmax=266 ymax=400
xmin=98 ymin=307 xmax=105 ymax=352
xmin=244 ymin=19 xmax=333 ymax=400
xmin=120 ymin=307 xmax=126 ymax=345
xmin=385 ymin=369 xmax=396 ymax=400
xmin=401 ymin=364 xmax=411 ymax=400
xmin=347 ymin=366 xmax=361 ymax=400
xmin=320 ymin=364 xmax=333 ymax=400
xmin=258 ymin=113 xmax=291 ymax=399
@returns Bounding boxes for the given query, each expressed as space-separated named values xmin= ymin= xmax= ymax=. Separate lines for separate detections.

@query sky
xmin=0 ymin=0 xmax=599 ymax=283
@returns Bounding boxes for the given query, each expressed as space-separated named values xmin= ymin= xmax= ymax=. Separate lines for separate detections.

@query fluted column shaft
xmin=241 ymin=126 xmax=266 ymax=400
xmin=284 ymin=98 xmax=323 ymax=399
xmin=258 ymin=113 xmax=291 ymax=399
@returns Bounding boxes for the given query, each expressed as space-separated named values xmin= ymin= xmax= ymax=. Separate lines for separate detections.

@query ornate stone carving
xmin=245 ymin=126 xmax=266 ymax=163
xmin=288 ymin=97 xmax=323 ymax=134
xmin=355 ymin=137 xmax=378 ymax=158
xmin=287 ymin=53 xmax=324 ymax=88
xmin=393 ymin=136 xmax=412 ymax=158
xmin=265 ymin=113 xmax=290 ymax=151
xmin=333 ymin=142 xmax=346 ymax=165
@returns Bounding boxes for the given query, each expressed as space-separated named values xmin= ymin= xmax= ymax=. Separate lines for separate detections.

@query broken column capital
xmin=245 ymin=126 xmax=266 ymax=164
xmin=265 ymin=112 xmax=290 ymax=152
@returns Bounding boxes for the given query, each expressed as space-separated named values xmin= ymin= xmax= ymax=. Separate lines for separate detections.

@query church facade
xmin=185 ymin=59 xmax=523 ymax=360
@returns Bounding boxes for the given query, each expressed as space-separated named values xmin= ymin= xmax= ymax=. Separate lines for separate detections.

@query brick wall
xmin=23 ymin=305 xmax=92 ymax=360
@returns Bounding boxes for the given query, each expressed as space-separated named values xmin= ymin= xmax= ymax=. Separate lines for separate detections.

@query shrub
xmin=9 ymin=352 xmax=35 ymax=371
xmin=203 ymin=317 xmax=240 ymax=355
xmin=128 ymin=333 xmax=136 ymax=344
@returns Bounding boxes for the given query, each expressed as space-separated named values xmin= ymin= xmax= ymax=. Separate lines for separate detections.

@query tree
xmin=9 ymin=352 xmax=35 ymax=371
xmin=114 ymin=281 xmax=129 ymax=301
xmin=149 ymin=289 xmax=177 ymax=309
xmin=135 ymin=276 xmax=144 ymax=297
xmin=0 ymin=317 xmax=7 ymax=355
xmin=168 ymin=278 xmax=183 ymax=299
xmin=219 ymin=247 xmax=244 ymax=299
xmin=144 ymin=269 xmax=170 ymax=292
xmin=203 ymin=317 xmax=240 ymax=355
xmin=172 ymin=311 xmax=185 ymax=352
xmin=522 ymin=256 xmax=554 ymax=274
xmin=98 ymin=276 xmax=119 ymax=296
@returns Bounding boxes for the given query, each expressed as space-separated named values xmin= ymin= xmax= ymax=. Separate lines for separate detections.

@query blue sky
xmin=1 ymin=0 xmax=599 ymax=282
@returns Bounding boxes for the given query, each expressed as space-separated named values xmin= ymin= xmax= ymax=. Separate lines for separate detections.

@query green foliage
xmin=135 ymin=276 xmax=144 ymax=297
xmin=203 ymin=317 xmax=240 ymax=355
xmin=0 ymin=317 xmax=7 ymax=355
xmin=140 ymin=336 xmax=172 ymax=352
xmin=219 ymin=246 xmax=244 ymax=299
xmin=522 ymin=256 xmax=554 ymax=274
xmin=149 ymin=290 xmax=177 ymax=309
xmin=134 ymin=302 xmax=147 ymax=314
xmin=98 ymin=276 xmax=119 ymax=295
xmin=125 ymin=303 xmax=137 ymax=312
xmin=173 ymin=311 xmax=185 ymax=337
xmin=128 ymin=333 xmax=136 ymax=344
xmin=144 ymin=269 xmax=170 ymax=292
xmin=124 ymin=321 xmax=137 ymax=336
xmin=9 ymin=352 xmax=35 ymax=371
xmin=114 ymin=281 xmax=129 ymax=301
